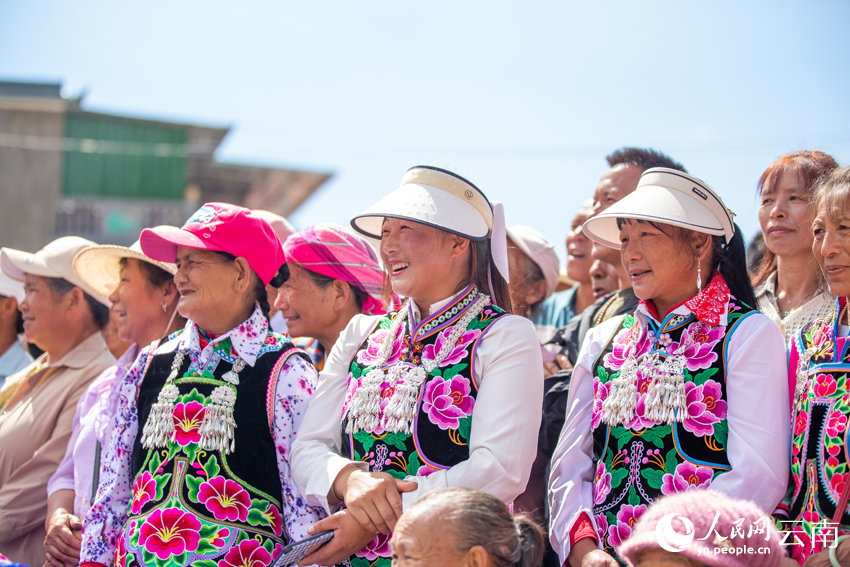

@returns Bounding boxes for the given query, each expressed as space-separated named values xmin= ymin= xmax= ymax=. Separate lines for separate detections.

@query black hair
xmin=213 ymin=252 xmax=272 ymax=320
xmin=606 ymin=147 xmax=687 ymax=173
xmin=291 ymin=263 xmax=369 ymax=313
xmin=44 ymin=277 xmax=110 ymax=329
xmin=120 ymin=257 xmax=174 ymax=289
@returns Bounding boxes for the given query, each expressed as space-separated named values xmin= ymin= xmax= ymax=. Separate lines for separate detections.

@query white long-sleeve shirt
xmin=548 ymin=305 xmax=790 ymax=564
xmin=291 ymin=292 xmax=544 ymax=513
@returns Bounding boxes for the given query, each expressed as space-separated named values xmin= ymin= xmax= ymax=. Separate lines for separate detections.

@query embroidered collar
xmin=637 ymin=272 xmax=731 ymax=327
xmin=179 ymin=304 xmax=269 ymax=367
xmin=408 ymin=284 xmax=480 ymax=337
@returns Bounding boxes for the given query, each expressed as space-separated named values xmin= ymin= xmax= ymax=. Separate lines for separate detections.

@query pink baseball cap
xmin=140 ymin=203 xmax=285 ymax=285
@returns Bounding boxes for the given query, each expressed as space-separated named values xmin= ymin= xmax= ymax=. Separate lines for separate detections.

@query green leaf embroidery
xmin=637 ymin=427 xmax=667 ymax=449
xmin=186 ymin=474 xmax=203 ymax=503
xmin=236 ymin=530 xmax=249 ymax=544
xmin=622 ymin=315 xmax=636 ymax=329
xmin=713 ymin=419 xmax=728 ymax=447
xmin=354 ymin=430 xmax=376 ymax=452
xmin=350 ymin=558 xmax=371 ymax=567
xmin=604 ymin=448 xmax=614 ymax=472
xmin=262 ymin=538 xmax=275 ymax=554
xmin=605 ymin=511 xmax=617 ymax=527
xmin=443 ymin=363 xmax=468 ymax=380
xmin=147 ymin=451 xmax=162 ymax=475
xmin=611 ymin=427 xmax=633 ymax=450
xmin=407 ymin=451 xmax=421 ymax=476
xmin=429 ymin=366 xmax=442 ymax=377
xmin=610 ymin=468 xmax=629 ymax=490
xmin=194 ymin=560 xmax=218 ymax=567
xmin=641 ymin=468 xmax=665 ymax=490
xmin=380 ymin=432 xmax=409 ymax=451
xmin=627 ymin=485 xmax=640 ymax=507
xmin=195 ymin=539 xmax=220 ymax=556
xmin=153 ymin=473 xmax=171 ymax=501
xmin=693 ymin=368 xmax=719 ymax=386
xmin=180 ymin=388 xmax=206 ymax=404
xmin=378 ymin=317 xmax=393 ymax=330
xmin=142 ymin=549 xmax=157 ymax=567
xmin=203 ymin=456 xmax=220 ymax=478
xmin=596 ymin=366 xmax=610 ymax=382
xmin=458 ymin=416 xmax=472 ymax=441
xmin=353 ymin=449 xmax=361 ymax=462
xmin=386 ymin=469 xmax=408 ymax=479
xmin=198 ymin=523 xmax=218 ymax=539
xmin=350 ymin=360 xmax=362 ymax=380
xmin=664 ymin=448 xmax=679 ymax=475
xmin=247 ymin=508 xmax=269 ymax=527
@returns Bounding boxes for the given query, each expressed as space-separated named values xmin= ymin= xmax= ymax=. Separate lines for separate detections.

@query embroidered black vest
xmin=589 ymin=301 xmax=755 ymax=557
xmin=119 ymin=332 xmax=308 ymax=567
xmin=338 ymin=287 xmax=509 ymax=567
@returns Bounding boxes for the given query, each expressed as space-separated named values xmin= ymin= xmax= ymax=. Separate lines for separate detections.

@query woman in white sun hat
xmin=0 ymin=236 xmax=115 ymax=567
xmin=0 ymin=269 xmax=32 ymax=386
xmin=291 ymin=165 xmax=544 ymax=567
xmin=41 ymin=240 xmax=184 ymax=567
xmin=506 ymin=224 xmax=562 ymax=342
xmin=548 ymin=168 xmax=790 ymax=567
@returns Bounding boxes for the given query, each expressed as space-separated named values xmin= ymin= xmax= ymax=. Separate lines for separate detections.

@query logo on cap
xmin=464 ymin=189 xmax=474 ymax=200
xmin=184 ymin=205 xmax=217 ymax=227
xmin=24 ymin=257 xmax=33 ymax=264
xmin=691 ymin=186 xmax=708 ymax=201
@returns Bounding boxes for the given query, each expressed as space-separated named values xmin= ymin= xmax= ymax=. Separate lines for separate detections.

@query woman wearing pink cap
xmin=548 ymin=169 xmax=789 ymax=567
xmin=291 ymin=166 xmax=543 ymax=566
xmin=275 ymin=223 xmax=398 ymax=370
xmin=79 ymin=203 xmax=324 ymax=567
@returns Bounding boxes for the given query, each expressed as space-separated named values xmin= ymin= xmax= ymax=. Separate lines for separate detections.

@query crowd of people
xmin=0 ymin=149 xmax=848 ymax=567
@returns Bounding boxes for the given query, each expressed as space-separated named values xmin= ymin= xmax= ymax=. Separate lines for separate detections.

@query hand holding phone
xmin=271 ymin=531 xmax=334 ymax=567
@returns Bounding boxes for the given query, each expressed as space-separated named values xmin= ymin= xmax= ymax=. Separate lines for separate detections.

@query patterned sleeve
xmin=80 ymin=346 xmax=152 ymax=565
xmin=272 ymin=351 xmax=327 ymax=543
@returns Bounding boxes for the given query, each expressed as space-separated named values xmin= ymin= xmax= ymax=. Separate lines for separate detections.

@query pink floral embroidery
xmin=682 ymin=380 xmax=727 ymax=437
xmin=593 ymin=461 xmax=611 ymax=505
xmin=826 ymin=410 xmax=847 ymax=438
xmin=263 ymin=503 xmax=283 ymax=536
xmin=422 ymin=375 xmax=475 ymax=430
xmin=667 ymin=321 xmax=724 ymax=371
xmin=356 ymin=533 xmax=392 ymax=560
xmin=814 ymin=374 xmax=838 ymax=397
xmin=138 ymin=507 xmax=202 ymax=560
xmin=794 ymin=410 xmax=809 ymax=437
xmin=594 ymin=513 xmax=608 ymax=542
xmin=173 ymin=401 xmax=205 ymax=446
xmin=356 ymin=327 xmax=404 ymax=366
xmin=591 ymin=378 xmax=610 ymax=430
xmin=130 ymin=471 xmax=156 ymax=514
xmin=660 ymin=461 xmax=714 ymax=495
xmin=197 ymin=477 xmax=251 ymax=522
xmin=607 ymin=504 xmax=647 ymax=548
xmin=218 ymin=539 xmax=272 ymax=567
xmin=421 ymin=328 xmax=482 ymax=368
xmin=604 ymin=323 xmax=651 ymax=371
xmin=418 ymin=464 xmax=440 ymax=476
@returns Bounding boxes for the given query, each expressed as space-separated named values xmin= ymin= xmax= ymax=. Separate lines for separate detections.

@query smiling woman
xmin=548 ymin=169 xmax=790 ymax=567
xmin=290 ymin=166 xmax=543 ymax=567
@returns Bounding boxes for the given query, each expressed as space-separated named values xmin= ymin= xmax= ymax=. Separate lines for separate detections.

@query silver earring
xmin=697 ymin=258 xmax=702 ymax=294
xmin=162 ymin=303 xmax=167 ymax=313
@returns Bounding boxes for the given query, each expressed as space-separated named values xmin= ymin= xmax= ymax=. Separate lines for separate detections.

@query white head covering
xmin=0 ymin=270 xmax=25 ymax=303
xmin=73 ymin=240 xmax=177 ymax=299
xmin=351 ymin=166 xmax=510 ymax=283
xmin=506 ymin=225 xmax=560 ymax=299
xmin=582 ymin=168 xmax=735 ymax=249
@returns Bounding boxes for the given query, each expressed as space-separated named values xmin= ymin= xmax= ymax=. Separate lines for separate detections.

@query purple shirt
xmin=46 ymin=344 xmax=140 ymax=519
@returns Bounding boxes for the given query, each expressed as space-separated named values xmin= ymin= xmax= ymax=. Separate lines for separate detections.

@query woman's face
xmin=274 ymin=264 xmax=336 ymax=339
xmin=19 ymin=275 xmax=67 ymax=348
xmin=380 ymin=218 xmax=468 ymax=308
xmin=173 ymin=247 xmax=243 ymax=329
xmin=589 ymin=259 xmax=618 ymax=298
xmin=390 ymin=510 xmax=474 ymax=567
xmin=812 ymin=203 xmax=850 ymax=298
xmin=758 ymin=167 xmax=814 ymax=258
xmin=108 ymin=259 xmax=170 ymax=345
xmin=566 ymin=213 xmax=593 ymax=284
xmin=619 ymin=220 xmax=706 ymax=312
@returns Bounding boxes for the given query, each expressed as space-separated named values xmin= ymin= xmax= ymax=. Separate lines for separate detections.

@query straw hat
xmin=74 ymin=240 xmax=177 ymax=299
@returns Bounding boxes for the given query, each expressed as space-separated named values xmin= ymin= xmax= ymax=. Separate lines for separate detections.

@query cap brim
xmin=582 ymin=184 xmax=727 ymax=249
xmin=140 ymin=225 xmax=223 ymax=263
xmin=74 ymin=245 xmax=177 ymax=299
xmin=1 ymin=247 xmax=62 ymax=282
xmin=351 ymin=183 xmax=490 ymax=241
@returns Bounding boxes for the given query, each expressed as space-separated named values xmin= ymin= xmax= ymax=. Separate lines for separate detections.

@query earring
xmin=162 ymin=303 xmax=167 ymax=313
xmin=697 ymin=258 xmax=702 ymax=294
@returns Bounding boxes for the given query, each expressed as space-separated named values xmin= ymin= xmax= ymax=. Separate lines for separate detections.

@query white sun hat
xmin=0 ymin=270 xmax=25 ymax=303
xmin=582 ymin=168 xmax=735 ymax=249
xmin=0 ymin=236 xmax=111 ymax=306
xmin=73 ymin=240 xmax=178 ymax=299
xmin=506 ymin=225 xmax=560 ymax=299
xmin=350 ymin=165 xmax=510 ymax=282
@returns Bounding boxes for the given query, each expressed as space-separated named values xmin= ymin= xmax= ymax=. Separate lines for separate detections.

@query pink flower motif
xmin=357 ymin=326 xmax=405 ymax=366
xmin=422 ymin=375 xmax=475 ymax=430
xmin=594 ymin=513 xmax=609 ymax=542
xmin=356 ymin=532 xmax=392 ymax=560
xmin=421 ymin=328 xmax=482 ymax=368
xmin=417 ymin=464 xmax=440 ymax=476
xmin=826 ymin=411 xmax=847 ymax=438
xmin=660 ymin=461 xmax=714 ymax=495
xmin=139 ymin=507 xmax=201 ymax=560
xmin=197 ymin=477 xmax=251 ymax=522
xmin=606 ymin=504 xmax=647 ymax=548
xmin=604 ymin=324 xmax=651 ymax=371
xmin=667 ymin=321 xmax=724 ymax=371
xmin=263 ymin=503 xmax=283 ymax=536
xmin=794 ymin=410 xmax=809 ymax=437
xmin=218 ymin=539 xmax=272 ymax=567
xmin=681 ymin=380 xmax=727 ymax=437
xmin=593 ymin=461 xmax=611 ymax=505
xmin=831 ymin=472 xmax=850 ymax=495
xmin=173 ymin=401 xmax=205 ymax=446
xmin=130 ymin=471 xmax=157 ymax=514
xmin=814 ymin=374 xmax=838 ymax=397
xmin=622 ymin=371 xmax=661 ymax=431
xmin=341 ymin=374 xmax=360 ymax=418
xmin=809 ymin=324 xmax=834 ymax=359
xmin=591 ymin=378 xmax=610 ymax=430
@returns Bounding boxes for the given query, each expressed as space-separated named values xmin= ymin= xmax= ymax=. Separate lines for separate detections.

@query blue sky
xmin=2 ymin=1 xmax=848 ymax=262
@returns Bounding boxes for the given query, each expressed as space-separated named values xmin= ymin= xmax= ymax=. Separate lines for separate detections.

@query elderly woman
xmin=41 ymin=241 xmax=184 ymax=567
xmin=754 ymin=151 xmax=838 ymax=343
xmin=275 ymin=223 xmax=396 ymax=370
xmin=0 ymin=270 xmax=32 ymax=386
xmin=79 ymin=203 xmax=323 ymax=567
xmin=291 ymin=166 xmax=543 ymax=566
xmin=506 ymin=225 xmax=561 ymax=344
xmin=391 ymin=488 xmax=545 ymax=567
xmin=777 ymin=165 xmax=850 ymax=566
xmin=0 ymin=236 xmax=114 ymax=567
xmin=549 ymin=168 xmax=790 ymax=567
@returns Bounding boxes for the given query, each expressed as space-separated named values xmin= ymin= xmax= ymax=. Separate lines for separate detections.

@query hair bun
xmin=269 ymin=263 xmax=290 ymax=288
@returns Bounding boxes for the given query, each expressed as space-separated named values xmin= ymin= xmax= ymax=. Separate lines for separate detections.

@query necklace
xmin=141 ymin=348 xmax=245 ymax=454
xmin=345 ymin=288 xmax=490 ymax=435
xmin=778 ymin=287 xmax=819 ymax=319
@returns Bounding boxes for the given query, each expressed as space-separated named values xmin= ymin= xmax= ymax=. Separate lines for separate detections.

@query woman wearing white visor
xmin=291 ymin=166 xmax=543 ymax=566
xmin=548 ymin=168 xmax=790 ymax=566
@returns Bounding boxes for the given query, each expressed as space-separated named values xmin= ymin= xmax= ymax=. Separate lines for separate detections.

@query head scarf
xmin=283 ymin=223 xmax=398 ymax=316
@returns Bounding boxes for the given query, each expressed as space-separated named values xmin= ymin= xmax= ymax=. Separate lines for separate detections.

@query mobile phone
xmin=271 ymin=530 xmax=335 ymax=567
